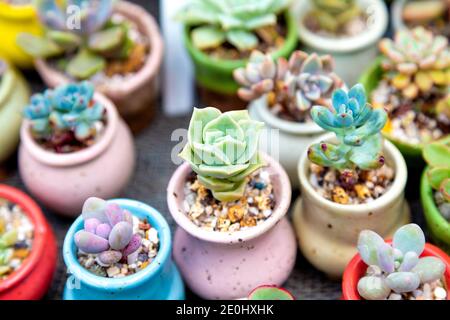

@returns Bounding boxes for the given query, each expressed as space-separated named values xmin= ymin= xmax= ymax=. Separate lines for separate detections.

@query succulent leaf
xmin=88 ymin=26 xmax=125 ymax=54
xmin=411 ymin=256 xmax=446 ymax=284
xmin=392 ymin=224 xmax=425 ymax=256
xmin=357 ymin=276 xmax=391 ymax=300
xmin=386 ymin=272 xmax=421 ymax=293
xmin=74 ymin=230 xmax=109 ymax=254
xmin=16 ymin=33 xmax=63 ymax=58
xmin=108 ymin=221 xmax=133 ymax=251
xmin=248 ymin=286 xmax=294 ymax=300
xmin=66 ymin=49 xmax=106 ymax=80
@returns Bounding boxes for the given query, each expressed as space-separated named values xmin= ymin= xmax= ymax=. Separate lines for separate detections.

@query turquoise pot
xmin=62 ymin=199 xmax=185 ymax=300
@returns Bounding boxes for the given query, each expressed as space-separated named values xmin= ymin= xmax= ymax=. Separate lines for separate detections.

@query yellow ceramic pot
xmin=0 ymin=61 xmax=30 ymax=163
xmin=0 ymin=3 xmax=43 ymax=68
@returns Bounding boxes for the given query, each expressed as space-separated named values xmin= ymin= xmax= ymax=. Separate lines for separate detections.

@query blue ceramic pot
xmin=62 ymin=199 xmax=185 ymax=300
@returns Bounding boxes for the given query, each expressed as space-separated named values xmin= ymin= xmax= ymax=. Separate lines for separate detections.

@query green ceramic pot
xmin=0 ymin=62 xmax=30 ymax=163
xmin=182 ymin=11 xmax=298 ymax=95
xmin=359 ymin=57 xmax=426 ymax=165
xmin=420 ymin=167 xmax=450 ymax=254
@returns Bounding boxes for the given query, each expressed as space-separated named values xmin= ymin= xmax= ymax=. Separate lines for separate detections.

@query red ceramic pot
xmin=342 ymin=241 xmax=450 ymax=300
xmin=0 ymin=185 xmax=57 ymax=300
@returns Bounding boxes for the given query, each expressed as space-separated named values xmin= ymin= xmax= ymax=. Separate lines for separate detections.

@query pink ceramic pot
xmin=34 ymin=1 xmax=164 ymax=133
xmin=167 ymin=153 xmax=296 ymax=300
xmin=19 ymin=93 xmax=135 ymax=217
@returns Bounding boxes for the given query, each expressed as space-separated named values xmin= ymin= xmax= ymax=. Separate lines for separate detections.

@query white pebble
xmin=434 ymin=287 xmax=447 ymax=299
xmin=388 ymin=293 xmax=402 ymax=300
xmin=106 ymin=266 xmax=120 ymax=277
xmin=148 ymin=228 xmax=159 ymax=244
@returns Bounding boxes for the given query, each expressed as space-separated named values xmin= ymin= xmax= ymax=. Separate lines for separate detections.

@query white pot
xmin=292 ymin=133 xmax=411 ymax=278
xmin=391 ymin=0 xmax=408 ymax=32
xmin=249 ymin=97 xmax=324 ymax=188
xmin=293 ymin=0 xmax=388 ymax=86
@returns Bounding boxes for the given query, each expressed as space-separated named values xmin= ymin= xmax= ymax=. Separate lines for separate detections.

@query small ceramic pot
xmin=293 ymin=133 xmax=411 ymax=278
xmin=0 ymin=3 xmax=43 ymax=68
xmin=34 ymin=1 xmax=164 ymax=133
xmin=359 ymin=57 xmax=429 ymax=165
xmin=421 ymin=167 xmax=450 ymax=254
xmin=167 ymin=153 xmax=296 ymax=300
xmin=19 ymin=93 xmax=135 ymax=217
xmin=342 ymin=241 xmax=450 ymax=300
xmin=0 ymin=62 xmax=30 ymax=164
xmin=183 ymin=11 xmax=298 ymax=111
xmin=62 ymin=198 xmax=185 ymax=300
xmin=248 ymin=98 xmax=324 ymax=188
xmin=391 ymin=0 xmax=408 ymax=33
xmin=0 ymin=185 xmax=57 ymax=300
xmin=293 ymin=0 xmax=388 ymax=86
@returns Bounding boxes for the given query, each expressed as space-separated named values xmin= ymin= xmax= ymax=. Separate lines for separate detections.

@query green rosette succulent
xmin=176 ymin=0 xmax=291 ymax=51
xmin=179 ymin=107 xmax=265 ymax=202
xmin=423 ymin=136 xmax=450 ymax=203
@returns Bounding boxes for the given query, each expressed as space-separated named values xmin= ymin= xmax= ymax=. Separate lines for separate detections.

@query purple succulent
xmin=74 ymin=197 xmax=142 ymax=266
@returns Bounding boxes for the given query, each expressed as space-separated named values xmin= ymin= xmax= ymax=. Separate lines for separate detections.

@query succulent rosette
xmin=74 ymin=197 xmax=142 ymax=267
xmin=179 ymin=107 xmax=265 ymax=202
xmin=308 ymin=84 xmax=388 ymax=172
xmin=379 ymin=26 xmax=450 ymax=100
xmin=24 ymin=92 xmax=53 ymax=135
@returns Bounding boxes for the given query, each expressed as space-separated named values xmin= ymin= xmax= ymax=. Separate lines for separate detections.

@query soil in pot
xmin=402 ymin=0 xmax=450 ymax=40
xmin=308 ymin=163 xmax=395 ymax=205
xmin=303 ymin=1 xmax=371 ymax=38
xmin=0 ymin=198 xmax=34 ymax=280
xmin=183 ymin=169 xmax=275 ymax=232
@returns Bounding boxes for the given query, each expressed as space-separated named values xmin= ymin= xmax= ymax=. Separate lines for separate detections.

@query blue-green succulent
xmin=307 ymin=84 xmax=388 ymax=173
xmin=179 ymin=107 xmax=265 ymax=202
xmin=23 ymin=82 xmax=105 ymax=152
xmin=357 ymin=224 xmax=446 ymax=300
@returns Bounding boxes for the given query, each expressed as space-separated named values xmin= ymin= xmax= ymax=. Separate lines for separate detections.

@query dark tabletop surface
xmin=1 ymin=0 xmax=428 ymax=300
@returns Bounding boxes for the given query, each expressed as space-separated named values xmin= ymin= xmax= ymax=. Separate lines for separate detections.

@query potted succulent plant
xmin=17 ymin=0 xmax=163 ymax=133
xmin=293 ymin=0 xmax=389 ymax=85
xmin=176 ymin=0 xmax=298 ymax=111
xmin=360 ymin=27 xmax=450 ymax=162
xmin=342 ymin=224 xmax=450 ymax=300
xmin=392 ymin=0 xmax=450 ymax=39
xmin=0 ymin=184 xmax=57 ymax=300
xmin=0 ymin=1 xmax=43 ymax=68
xmin=421 ymin=137 xmax=450 ymax=254
xmin=293 ymin=84 xmax=411 ymax=278
xmin=246 ymin=285 xmax=294 ymax=300
xmin=234 ymin=50 xmax=345 ymax=187
xmin=19 ymin=82 xmax=135 ymax=217
xmin=167 ymin=107 xmax=296 ymax=300
xmin=0 ymin=58 xmax=30 ymax=164
xmin=63 ymin=197 xmax=184 ymax=300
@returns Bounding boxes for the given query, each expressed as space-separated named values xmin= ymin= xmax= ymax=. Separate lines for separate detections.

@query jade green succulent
xmin=379 ymin=27 xmax=450 ymax=100
xmin=23 ymin=82 xmax=105 ymax=153
xmin=357 ymin=224 xmax=446 ymax=300
xmin=176 ymin=0 xmax=291 ymax=51
xmin=17 ymin=0 xmax=135 ymax=80
xmin=307 ymin=84 xmax=388 ymax=176
xmin=0 ymin=227 xmax=18 ymax=276
xmin=310 ymin=0 xmax=361 ymax=33
xmin=423 ymin=137 xmax=450 ymax=212
xmin=248 ymin=285 xmax=294 ymax=300
xmin=234 ymin=50 xmax=343 ymax=121
xmin=179 ymin=107 xmax=265 ymax=202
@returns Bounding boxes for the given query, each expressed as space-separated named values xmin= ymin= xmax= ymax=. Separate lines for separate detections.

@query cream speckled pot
xmin=167 ymin=154 xmax=296 ymax=300
xmin=34 ymin=1 xmax=163 ymax=133
xmin=293 ymin=133 xmax=411 ymax=278
xmin=293 ymin=0 xmax=388 ymax=86
xmin=19 ymin=93 xmax=135 ymax=217
xmin=248 ymin=98 xmax=324 ymax=188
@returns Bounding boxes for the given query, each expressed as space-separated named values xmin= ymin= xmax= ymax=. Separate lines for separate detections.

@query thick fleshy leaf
xmin=203 ymin=113 xmax=244 ymax=142
xmin=98 ymin=250 xmax=122 ymax=265
xmin=108 ymin=221 xmax=133 ymax=251
xmin=386 ymin=272 xmax=420 ymax=293
xmin=122 ymin=234 xmax=142 ymax=257
xmin=331 ymin=88 xmax=348 ymax=113
xmin=192 ymin=26 xmax=226 ymax=50
xmin=47 ymin=30 xmax=81 ymax=51
xmin=411 ymin=256 xmax=446 ymax=284
xmin=88 ymin=26 xmax=125 ymax=54
xmin=197 ymin=175 xmax=236 ymax=192
xmin=398 ymin=251 xmax=419 ymax=272
xmin=17 ymin=33 xmax=63 ymax=58
xmin=348 ymin=135 xmax=385 ymax=170
xmin=427 ymin=167 xmax=450 ymax=190
xmin=66 ymin=49 xmax=105 ymax=80
xmin=423 ymin=141 xmax=450 ymax=167
xmin=248 ymin=286 xmax=294 ymax=300
xmin=196 ymin=163 xmax=249 ymax=179
xmin=74 ymin=230 xmax=109 ymax=254
xmin=301 ymin=53 xmax=322 ymax=74
xmin=357 ymin=230 xmax=386 ymax=266
xmin=82 ymin=197 xmax=108 ymax=223
xmin=95 ymin=223 xmax=111 ymax=239
xmin=212 ymin=179 xmax=247 ymax=202
xmin=376 ymin=243 xmax=395 ymax=273
xmin=357 ymin=276 xmax=391 ymax=300
xmin=84 ymin=218 xmax=101 ymax=234
xmin=226 ymin=29 xmax=258 ymax=51
xmin=347 ymin=84 xmax=366 ymax=109
xmin=393 ymin=224 xmax=425 ymax=256
xmin=192 ymin=142 xmax=232 ymax=166
xmin=75 ymin=122 xmax=91 ymax=140
xmin=188 ymin=107 xmax=222 ymax=144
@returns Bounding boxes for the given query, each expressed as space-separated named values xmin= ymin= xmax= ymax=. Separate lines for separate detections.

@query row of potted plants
xmin=0 ymin=77 xmax=448 ymax=300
